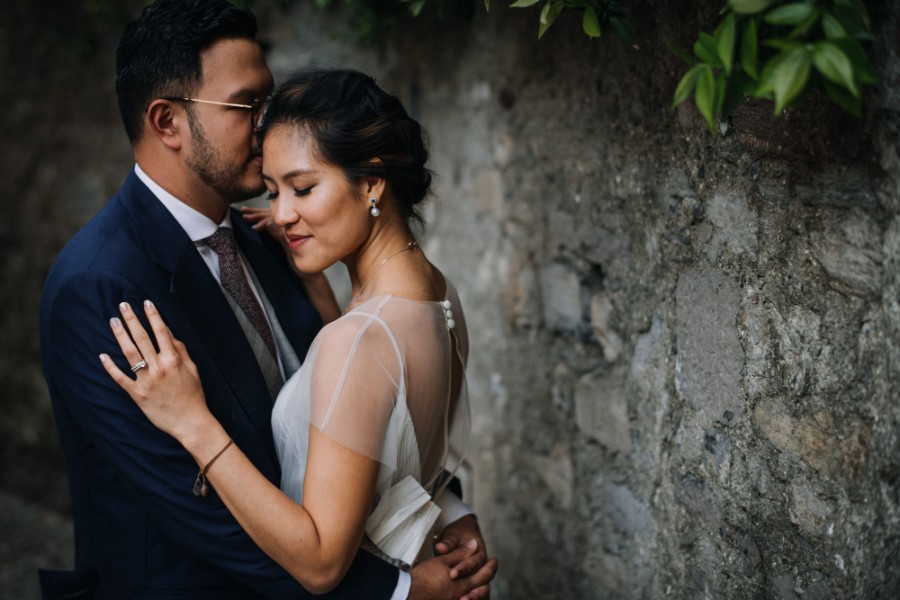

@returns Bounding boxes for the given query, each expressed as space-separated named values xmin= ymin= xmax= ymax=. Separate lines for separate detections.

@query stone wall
xmin=2 ymin=1 xmax=897 ymax=598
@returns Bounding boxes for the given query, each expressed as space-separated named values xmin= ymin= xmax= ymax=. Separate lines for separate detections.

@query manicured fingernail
xmin=464 ymin=539 xmax=478 ymax=550
xmin=119 ymin=302 xmax=130 ymax=313
xmin=99 ymin=354 xmax=108 ymax=362
xmin=144 ymin=300 xmax=154 ymax=309
xmin=110 ymin=317 xmax=121 ymax=328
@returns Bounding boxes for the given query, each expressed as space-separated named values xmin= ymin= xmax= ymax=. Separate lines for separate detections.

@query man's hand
xmin=434 ymin=515 xmax=488 ymax=581
xmin=409 ymin=539 xmax=498 ymax=600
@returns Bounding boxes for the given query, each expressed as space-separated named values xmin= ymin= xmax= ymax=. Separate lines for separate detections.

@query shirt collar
xmin=133 ymin=163 xmax=232 ymax=241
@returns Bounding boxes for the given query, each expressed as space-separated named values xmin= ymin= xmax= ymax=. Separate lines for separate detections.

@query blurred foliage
xmin=493 ymin=0 xmax=634 ymax=43
xmin=672 ymin=0 xmax=877 ymax=134
xmin=8 ymin=0 xmax=878 ymax=133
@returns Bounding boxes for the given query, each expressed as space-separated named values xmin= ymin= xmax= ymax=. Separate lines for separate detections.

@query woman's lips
xmin=287 ymin=235 xmax=311 ymax=250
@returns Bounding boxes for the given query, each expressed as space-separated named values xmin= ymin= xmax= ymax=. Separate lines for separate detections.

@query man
xmin=38 ymin=1 xmax=496 ymax=598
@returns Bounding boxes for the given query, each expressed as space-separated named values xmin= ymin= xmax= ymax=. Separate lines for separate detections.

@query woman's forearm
xmin=179 ymin=421 xmax=361 ymax=593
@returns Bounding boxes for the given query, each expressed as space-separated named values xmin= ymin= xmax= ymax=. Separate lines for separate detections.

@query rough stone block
xmin=539 ymin=262 xmax=582 ymax=333
xmin=706 ymin=193 xmax=759 ymax=260
xmin=590 ymin=293 xmax=623 ymax=362
xmin=810 ymin=231 xmax=883 ymax=299
xmin=752 ymin=398 xmax=868 ymax=476
xmin=525 ymin=442 xmax=573 ymax=508
xmin=575 ymin=369 xmax=631 ymax=454
xmin=789 ymin=482 xmax=833 ymax=538
xmin=603 ymin=482 xmax=651 ymax=539
xmin=675 ymin=267 xmax=744 ymax=422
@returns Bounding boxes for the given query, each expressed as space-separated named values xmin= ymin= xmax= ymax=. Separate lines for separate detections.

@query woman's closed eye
xmin=294 ymin=185 xmax=314 ymax=197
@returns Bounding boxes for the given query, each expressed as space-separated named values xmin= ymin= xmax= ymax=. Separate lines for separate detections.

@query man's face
xmin=185 ymin=38 xmax=273 ymax=203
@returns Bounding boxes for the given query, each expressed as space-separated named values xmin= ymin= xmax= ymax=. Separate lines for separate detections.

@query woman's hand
xmin=241 ymin=205 xmax=278 ymax=235
xmin=100 ymin=300 xmax=214 ymax=445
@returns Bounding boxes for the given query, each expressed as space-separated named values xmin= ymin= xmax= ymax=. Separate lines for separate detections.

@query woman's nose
xmin=271 ymin=197 xmax=297 ymax=227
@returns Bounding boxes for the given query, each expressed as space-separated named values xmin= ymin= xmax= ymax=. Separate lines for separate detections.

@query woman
xmin=100 ymin=69 xmax=493 ymax=593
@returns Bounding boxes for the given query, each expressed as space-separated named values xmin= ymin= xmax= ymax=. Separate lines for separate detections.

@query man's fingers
xmin=469 ymin=557 xmax=499 ymax=588
xmin=460 ymin=583 xmax=491 ymax=600
xmin=438 ymin=539 xmax=478 ymax=567
xmin=434 ymin=531 xmax=461 ymax=556
xmin=449 ymin=552 xmax=487 ymax=580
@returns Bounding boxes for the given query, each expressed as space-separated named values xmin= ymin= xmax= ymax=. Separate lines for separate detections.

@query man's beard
xmin=186 ymin=117 xmax=265 ymax=203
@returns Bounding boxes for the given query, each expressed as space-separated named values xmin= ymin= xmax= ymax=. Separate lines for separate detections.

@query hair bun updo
xmin=259 ymin=69 xmax=433 ymax=226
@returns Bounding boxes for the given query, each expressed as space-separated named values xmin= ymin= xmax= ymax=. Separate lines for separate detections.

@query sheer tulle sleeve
xmin=308 ymin=310 xmax=402 ymax=463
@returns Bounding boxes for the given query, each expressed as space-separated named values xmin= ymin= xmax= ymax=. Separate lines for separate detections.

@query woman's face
xmin=262 ymin=126 xmax=372 ymax=273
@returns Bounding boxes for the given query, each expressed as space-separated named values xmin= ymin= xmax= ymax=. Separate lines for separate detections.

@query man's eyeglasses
xmin=163 ymin=96 xmax=271 ymax=130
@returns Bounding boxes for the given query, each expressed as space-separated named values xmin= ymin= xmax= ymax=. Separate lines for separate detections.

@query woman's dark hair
xmin=259 ymin=69 xmax=433 ymax=226
xmin=116 ymin=0 xmax=257 ymax=143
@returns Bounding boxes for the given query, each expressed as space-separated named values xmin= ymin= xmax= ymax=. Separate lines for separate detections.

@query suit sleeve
xmin=44 ymin=270 xmax=399 ymax=599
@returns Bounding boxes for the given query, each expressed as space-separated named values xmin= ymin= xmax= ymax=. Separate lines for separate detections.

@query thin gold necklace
xmin=344 ymin=241 xmax=418 ymax=314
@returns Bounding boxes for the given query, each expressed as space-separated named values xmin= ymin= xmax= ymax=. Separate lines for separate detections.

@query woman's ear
xmin=361 ymin=158 xmax=386 ymax=199
xmin=145 ymin=99 xmax=184 ymax=151
xmin=362 ymin=175 xmax=386 ymax=200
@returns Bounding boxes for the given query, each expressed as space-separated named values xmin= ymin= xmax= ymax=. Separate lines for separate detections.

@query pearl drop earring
xmin=369 ymin=197 xmax=381 ymax=217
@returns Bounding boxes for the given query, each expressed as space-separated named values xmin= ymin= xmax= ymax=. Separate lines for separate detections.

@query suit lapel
xmin=119 ymin=171 xmax=279 ymax=468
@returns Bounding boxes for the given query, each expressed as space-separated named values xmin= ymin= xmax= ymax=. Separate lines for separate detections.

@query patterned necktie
xmin=205 ymin=227 xmax=277 ymax=358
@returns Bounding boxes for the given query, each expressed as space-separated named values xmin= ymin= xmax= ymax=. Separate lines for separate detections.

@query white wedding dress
xmin=271 ymin=279 xmax=471 ymax=568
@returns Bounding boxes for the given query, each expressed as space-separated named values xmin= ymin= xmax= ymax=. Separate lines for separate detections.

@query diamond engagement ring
xmin=130 ymin=359 xmax=147 ymax=373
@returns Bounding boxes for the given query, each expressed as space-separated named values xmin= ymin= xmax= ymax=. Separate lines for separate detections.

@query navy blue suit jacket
xmin=39 ymin=170 xmax=399 ymax=599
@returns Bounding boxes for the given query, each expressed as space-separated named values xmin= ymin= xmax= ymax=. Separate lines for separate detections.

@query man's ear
xmin=145 ymin=99 xmax=184 ymax=151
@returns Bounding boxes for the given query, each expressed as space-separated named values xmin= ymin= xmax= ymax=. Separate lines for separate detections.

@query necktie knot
xmin=205 ymin=227 xmax=238 ymax=257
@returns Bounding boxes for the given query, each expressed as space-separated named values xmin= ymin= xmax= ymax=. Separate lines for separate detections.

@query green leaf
xmin=728 ymin=0 xmax=774 ymax=15
xmin=812 ymin=41 xmax=859 ymax=96
xmin=763 ymin=38 xmax=804 ymax=51
xmin=717 ymin=13 xmax=737 ymax=74
xmin=609 ymin=16 xmax=635 ymax=45
xmin=583 ymin=6 xmax=601 ymax=38
xmin=740 ymin=18 xmax=759 ymax=79
xmin=694 ymin=32 xmax=723 ymax=67
xmin=538 ymin=2 xmax=563 ymax=38
xmin=831 ymin=4 xmax=874 ymax=40
xmin=823 ymin=80 xmax=861 ymax=117
xmin=666 ymin=41 xmax=697 ymax=66
xmin=510 ymin=0 xmax=541 ymax=7
xmin=695 ymin=65 xmax=717 ymax=133
xmin=772 ymin=47 xmax=811 ymax=114
xmin=763 ymin=2 xmax=816 ymax=26
xmin=409 ymin=0 xmax=426 ymax=17
xmin=673 ymin=64 xmax=704 ymax=107
xmin=715 ymin=71 xmax=727 ymax=115
xmin=821 ymin=14 xmax=847 ymax=39
xmin=832 ymin=38 xmax=877 ymax=84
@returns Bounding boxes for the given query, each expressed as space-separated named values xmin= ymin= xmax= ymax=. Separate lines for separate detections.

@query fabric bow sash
xmin=365 ymin=475 xmax=442 ymax=567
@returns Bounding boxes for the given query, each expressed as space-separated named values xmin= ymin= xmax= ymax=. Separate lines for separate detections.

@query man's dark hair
xmin=115 ymin=0 xmax=257 ymax=143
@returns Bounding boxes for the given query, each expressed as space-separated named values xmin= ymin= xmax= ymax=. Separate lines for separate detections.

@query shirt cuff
xmin=434 ymin=488 xmax=474 ymax=531
xmin=389 ymin=570 xmax=411 ymax=600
